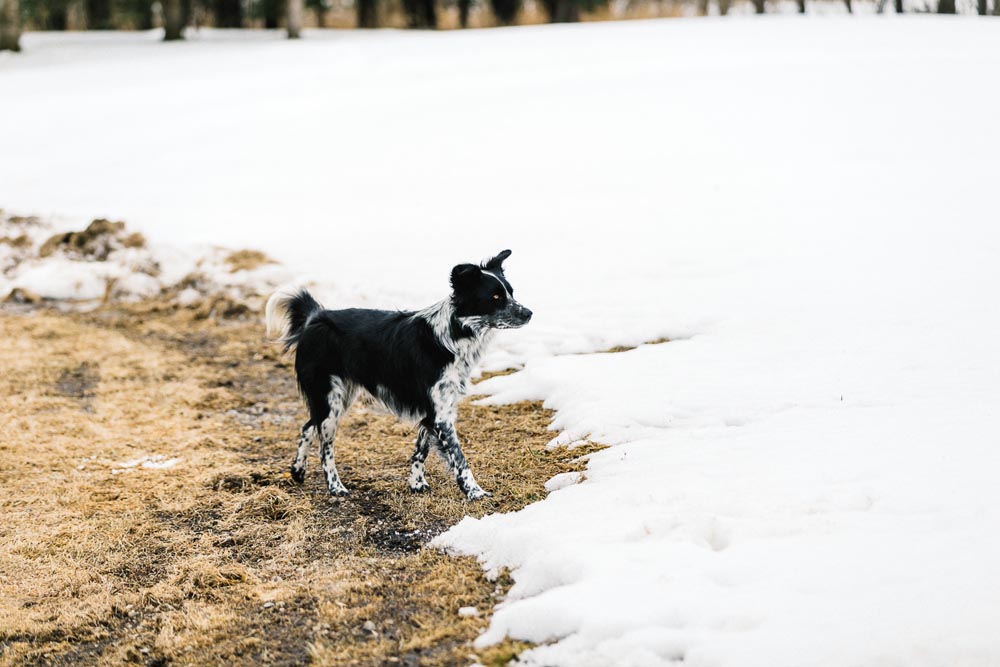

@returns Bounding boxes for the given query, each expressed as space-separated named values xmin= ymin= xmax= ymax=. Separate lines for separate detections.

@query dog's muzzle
xmin=495 ymin=301 xmax=532 ymax=329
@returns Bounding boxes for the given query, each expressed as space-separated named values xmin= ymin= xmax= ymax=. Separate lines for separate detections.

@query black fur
xmin=295 ymin=307 xmax=452 ymax=424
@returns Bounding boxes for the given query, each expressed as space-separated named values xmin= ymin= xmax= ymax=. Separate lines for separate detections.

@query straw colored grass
xmin=0 ymin=304 xmax=602 ymax=666
xmin=224 ymin=250 xmax=275 ymax=273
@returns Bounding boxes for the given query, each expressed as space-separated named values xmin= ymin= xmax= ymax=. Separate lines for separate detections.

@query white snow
xmin=543 ymin=471 xmax=584 ymax=493
xmin=3 ymin=17 xmax=1000 ymax=666
xmin=111 ymin=454 xmax=183 ymax=473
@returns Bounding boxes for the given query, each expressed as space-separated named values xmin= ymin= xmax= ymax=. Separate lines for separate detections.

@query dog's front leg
xmin=429 ymin=419 xmax=490 ymax=501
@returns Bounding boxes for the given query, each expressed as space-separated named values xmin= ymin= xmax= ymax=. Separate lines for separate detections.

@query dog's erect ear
xmin=483 ymin=249 xmax=512 ymax=271
xmin=451 ymin=263 xmax=481 ymax=290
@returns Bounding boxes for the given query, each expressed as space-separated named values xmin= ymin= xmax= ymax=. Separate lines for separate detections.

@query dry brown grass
xmin=599 ymin=337 xmax=670 ymax=354
xmin=0 ymin=303 xmax=602 ymax=666
xmin=224 ymin=250 xmax=275 ymax=274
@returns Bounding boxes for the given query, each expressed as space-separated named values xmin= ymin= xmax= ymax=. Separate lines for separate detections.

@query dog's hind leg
xmin=290 ymin=421 xmax=315 ymax=484
xmin=317 ymin=377 xmax=356 ymax=497
xmin=408 ymin=425 xmax=433 ymax=493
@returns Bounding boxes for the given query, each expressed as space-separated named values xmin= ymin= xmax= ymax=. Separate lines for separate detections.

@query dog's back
xmin=295 ymin=306 xmax=453 ymax=423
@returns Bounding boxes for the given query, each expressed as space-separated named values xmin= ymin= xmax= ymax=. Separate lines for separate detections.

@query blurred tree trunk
xmin=47 ymin=2 xmax=69 ymax=29
xmin=718 ymin=0 xmax=731 ymax=14
xmin=213 ymin=0 xmax=242 ymax=26
xmin=844 ymin=0 xmax=851 ymax=12
xmin=697 ymin=0 xmax=709 ymax=15
xmin=287 ymin=0 xmax=302 ymax=36
xmin=402 ymin=0 xmax=436 ymax=27
xmin=313 ymin=3 xmax=327 ymax=26
xmin=0 ymin=0 xmax=22 ymax=52
xmin=542 ymin=0 xmax=578 ymax=21
xmin=263 ymin=0 xmax=280 ymax=28
xmin=937 ymin=0 xmax=955 ymax=11
xmin=65 ymin=0 xmax=86 ymax=27
xmin=994 ymin=0 xmax=1000 ymax=14
xmin=975 ymin=0 xmax=986 ymax=13
xmin=751 ymin=0 xmax=765 ymax=12
xmin=458 ymin=0 xmax=469 ymax=26
xmin=894 ymin=0 xmax=902 ymax=10
xmin=357 ymin=0 xmax=376 ymax=25
xmin=164 ymin=0 xmax=184 ymax=38
xmin=490 ymin=0 xmax=519 ymax=23
xmin=796 ymin=0 xmax=804 ymax=11
xmin=140 ymin=2 xmax=154 ymax=29
xmin=86 ymin=0 xmax=112 ymax=27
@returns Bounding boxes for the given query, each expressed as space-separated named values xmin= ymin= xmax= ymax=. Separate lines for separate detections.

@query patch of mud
xmin=366 ymin=526 xmax=438 ymax=554
xmin=54 ymin=361 xmax=100 ymax=410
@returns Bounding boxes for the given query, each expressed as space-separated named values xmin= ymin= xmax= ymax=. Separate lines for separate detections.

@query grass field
xmin=0 ymin=301 xmax=601 ymax=666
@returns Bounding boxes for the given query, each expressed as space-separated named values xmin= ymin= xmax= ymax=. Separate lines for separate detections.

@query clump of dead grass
xmin=0 ymin=233 xmax=31 ymax=248
xmin=233 ymin=487 xmax=308 ymax=522
xmin=604 ymin=336 xmax=670 ymax=353
xmin=2 ymin=286 xmax=41 ymax=304
xmin=224 ymin=249 xmax=274 ymax=273
xmin=168 ymin=559 xmax=257 ymax=601
xmin=39 ymin=218 xmax=126 ymax=260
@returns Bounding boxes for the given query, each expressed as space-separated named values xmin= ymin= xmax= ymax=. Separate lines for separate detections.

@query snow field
xmin=3 ymin=17 xmax=1000 ymax=665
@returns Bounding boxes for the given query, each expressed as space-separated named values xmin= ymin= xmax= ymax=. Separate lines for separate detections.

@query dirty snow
xmin=111 ymin=454 xmax=183 ymax=474
xmin=3 ymin=17 xmax=1000 ymax=666
xmin=0 ymin=213 xmax=293 ymax=305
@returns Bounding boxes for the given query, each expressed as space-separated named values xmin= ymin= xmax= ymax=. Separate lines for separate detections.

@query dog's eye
xmin=492 ymin=293 xmax=501 ymax=300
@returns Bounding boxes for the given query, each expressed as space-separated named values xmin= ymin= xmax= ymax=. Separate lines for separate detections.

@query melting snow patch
xmin=544 ymin=472 xmax=583 ymax=493
xmin=111 ymin=454 xmax=182 ymax=474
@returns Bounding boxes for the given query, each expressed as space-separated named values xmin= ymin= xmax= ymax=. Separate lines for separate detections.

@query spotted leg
xmin=318 ymin=378 xmax=356 ymax=497
xmin=427 ymin=419 xmax=490 ymax=501
xmin=408 ymin=425 xmax=433 ymax=492
xmin=290 ymin=420 xmax=315 ymax=484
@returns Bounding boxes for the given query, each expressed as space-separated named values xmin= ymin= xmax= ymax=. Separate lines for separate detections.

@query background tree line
xmin=2 ymin=0 xmax=998 ymax=52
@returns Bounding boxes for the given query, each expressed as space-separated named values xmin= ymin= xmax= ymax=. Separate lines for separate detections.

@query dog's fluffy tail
xmin=265 ymin=286 xmax=324 ymax=353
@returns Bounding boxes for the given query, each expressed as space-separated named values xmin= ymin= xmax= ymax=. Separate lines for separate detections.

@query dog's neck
xmin=417 ymin=298 xmax=493 ymax=359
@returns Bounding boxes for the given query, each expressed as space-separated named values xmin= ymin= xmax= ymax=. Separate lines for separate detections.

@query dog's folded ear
xmin=451 ymin=263 xmax=482 ymax=289
xmin=483 ymin=249 xmax=512 ymax=271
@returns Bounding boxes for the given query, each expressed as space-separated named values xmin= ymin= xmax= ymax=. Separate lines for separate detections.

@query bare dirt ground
xmin=0 ymin=302 xmax=601 ymax=667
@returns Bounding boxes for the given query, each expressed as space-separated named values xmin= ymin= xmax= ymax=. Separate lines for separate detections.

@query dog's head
xmin=451 ymin=249 xmax=532 ymax=331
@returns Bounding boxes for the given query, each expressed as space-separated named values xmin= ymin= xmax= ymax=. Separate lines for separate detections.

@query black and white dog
xmin=265 ymin=250 xmax=532 ymax=501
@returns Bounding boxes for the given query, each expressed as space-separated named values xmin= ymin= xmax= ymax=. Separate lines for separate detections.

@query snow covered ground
xmin=3 ymin=17 xmax=1000 ymax=666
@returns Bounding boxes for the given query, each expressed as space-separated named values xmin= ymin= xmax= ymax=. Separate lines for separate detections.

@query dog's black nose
xmin=520 ymin=306 xmax=533 ymax=322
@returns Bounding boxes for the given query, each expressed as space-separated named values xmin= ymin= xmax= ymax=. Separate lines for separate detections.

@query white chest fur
xmin=430 ymin=330 xmax=492 ymax=424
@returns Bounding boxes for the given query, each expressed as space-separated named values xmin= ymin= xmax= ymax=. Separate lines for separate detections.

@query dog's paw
xmin=409 ymin=466 xmax=430 ymax=493
xmin=290 ymin=465 xmax=306 ymax=484
xmin=327 ymin=483 xmax=350 ymax=497
xmin=465 ymin=487 xmax=491 ymax=501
